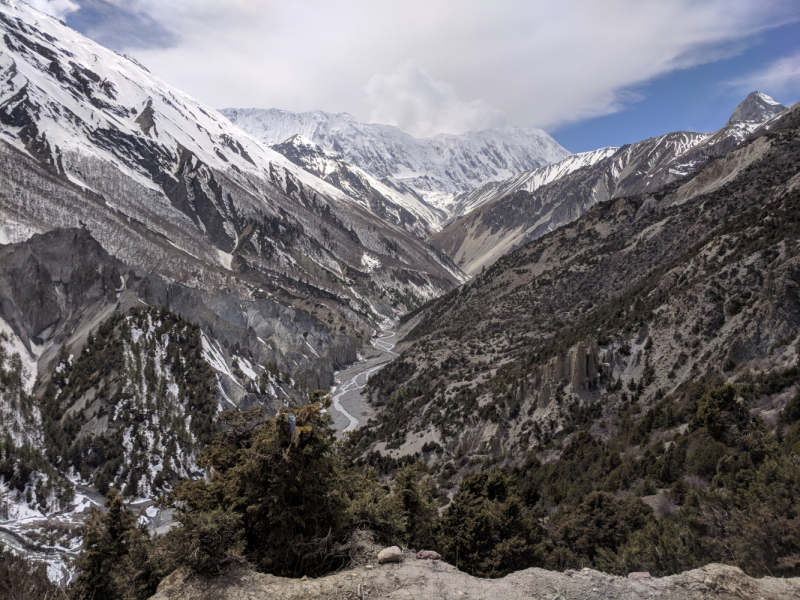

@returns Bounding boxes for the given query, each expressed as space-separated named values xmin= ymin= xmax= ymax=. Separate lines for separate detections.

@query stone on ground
xmin=377 ymin=546 xmax=403 ymax=564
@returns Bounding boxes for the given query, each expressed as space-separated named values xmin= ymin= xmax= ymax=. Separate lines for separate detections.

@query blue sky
xmin=552 ymin=20 xmax=800 ymax=152
xmin=29 ymin=0 xmax=800 ymax=149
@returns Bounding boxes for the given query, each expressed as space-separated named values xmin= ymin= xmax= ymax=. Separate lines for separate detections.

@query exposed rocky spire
xmin=726 ymin=91 xmax=787 ymax=126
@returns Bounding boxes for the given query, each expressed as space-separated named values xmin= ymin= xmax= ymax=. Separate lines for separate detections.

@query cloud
xmin=63 ymin=0 xmax=799 ymax=136
xmin=726 ymin=50 xmax=800 ymax=102
xmin=366 ymin=62 xmax=506 ymax=137
xmin=64 ymin=0 xmax=177 ymax=50
xmin=26 ymin=0 xmax=79 ymax=20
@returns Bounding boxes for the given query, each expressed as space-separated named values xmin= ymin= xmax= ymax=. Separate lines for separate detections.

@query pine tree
xmin=71 ymin=489 xmax=169 ymax=600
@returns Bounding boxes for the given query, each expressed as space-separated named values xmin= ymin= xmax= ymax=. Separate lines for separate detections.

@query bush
xmin=71 ymin=489 xmax=171 ymax=600
xmin=167 ymin=394 xmax=432 ymax=577
xmin=548 ymin=491 xmax=654 ymax=565
xmin=168 ymin=509 xmax=244 ymax=574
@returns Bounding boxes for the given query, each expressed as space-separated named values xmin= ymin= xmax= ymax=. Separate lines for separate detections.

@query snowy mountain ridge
xmin=0 ymin=0 xmax=464 ymax=312
xmin=0 ymin=0 xmax=380 ymax=233
xmin=220 ymin=107 xmax=572 ymax=212
xmin=441 ymin=146 xmax=620 ymax=222
xmin=271 ymin=134 xmax=447 ymax=237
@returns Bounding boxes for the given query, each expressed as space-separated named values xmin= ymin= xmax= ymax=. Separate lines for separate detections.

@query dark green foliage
xmin=684 ymin=429 xmax=728 ymax=479
xmin=693 ymin=384 xmax=750 ymax=440
xmin=70 ymin=489 xmax=172 ymax=600
xmin=436 ymin=471 xmax=543 ymax=577
xmin=165 ymin=508 xmax=244 ymax=574
xmin=546 ymin=491 xmax=653 ymax=567
xmin=168 ymin=399 xmax=352 ymax=576
xmin=41 ymin=307 xmax=217 ymax=497
xmin=387 ymin=462 xmax=439 ymax=550
xmin=167 ymin=395 xmax=437 ymax=577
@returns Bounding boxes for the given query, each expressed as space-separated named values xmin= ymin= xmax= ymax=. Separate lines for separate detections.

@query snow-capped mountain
xmin=220 ymin=107 xmax=572 ymax=215
xmin=0 ymin=0 xmax=465 ymax=416
xmin=0 ymin=0 xmax=470 ymax=524
xmin=442 ymin=146 xmax=619 ymax=222
xmin=726 ymin=90 xmax=787 ymax=127
xmin=430 ymin=93 xmax=788 ymax=275
xmin=271 ymin=134 xmax=446 ymax=237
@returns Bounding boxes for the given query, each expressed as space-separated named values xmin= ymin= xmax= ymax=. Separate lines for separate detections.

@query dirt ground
xmin=151 ymin=549 xmax=800 ymax=600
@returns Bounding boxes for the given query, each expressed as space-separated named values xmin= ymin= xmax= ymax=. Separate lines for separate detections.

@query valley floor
xmin=329 ymin=322 xmax=398 ymax=432
xmin=151 ymin=556 xmax=800 ymax=600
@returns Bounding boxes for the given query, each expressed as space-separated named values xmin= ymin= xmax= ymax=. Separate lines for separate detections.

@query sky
xmin=28 ymin=0 xmax=800 ymax=153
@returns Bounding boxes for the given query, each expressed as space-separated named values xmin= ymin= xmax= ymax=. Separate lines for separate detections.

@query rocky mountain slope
xmin=0 ymin=0 xmax=464 ymax=516
xmin=0 ymin=0 xmax=464 ymax=385
xmin=220 ymin=107 xmax=572 ymax=217
xmin=271 ymin=134 xmax=446 ymax=237
xmin=357 ymin=98 xmax=800 ymax=467
xmin=430 ymin=92 xmax=788 ymax=275
xmin=443 ymin=146 xmax=619 ymax=223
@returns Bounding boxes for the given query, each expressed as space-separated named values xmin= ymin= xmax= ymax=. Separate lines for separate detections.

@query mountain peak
xmin=281 ymin=133 xmax=321 ymax=149
xmin=726 ymin=91 xmax=786 ymax=126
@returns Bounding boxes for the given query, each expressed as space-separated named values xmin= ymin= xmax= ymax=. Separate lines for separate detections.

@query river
xmin=329 ymin=323 xmax=397 ymax=432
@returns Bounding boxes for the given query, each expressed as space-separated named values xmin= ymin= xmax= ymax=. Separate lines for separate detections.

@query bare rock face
xmin=529 ymin=339 xmax=600 ymax=409
xmin=377 ymin=546 xmax=403 ymax=564
xmin=726 ymin=91 xmax=786 ymax=126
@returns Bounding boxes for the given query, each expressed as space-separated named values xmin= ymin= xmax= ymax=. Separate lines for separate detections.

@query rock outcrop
xmin=528 ymin=339 xmax=600 ymax=409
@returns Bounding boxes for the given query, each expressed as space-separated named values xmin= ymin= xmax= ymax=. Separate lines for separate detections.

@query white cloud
xmin=68 ymin=0 xmax=798 ymax=135
xmin=727 ymin=50 xmax=800 ymax=102
xmin=366 ymin=62 xmax=506 ymax=137
xmin=26 ymin=0 xmax=79 ymax=20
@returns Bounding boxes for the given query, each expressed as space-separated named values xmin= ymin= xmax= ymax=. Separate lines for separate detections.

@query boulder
xmin=416 ymin=550 xmax=442 ymax=561
xmin=377 ymin=546 xmax=403 ymax=564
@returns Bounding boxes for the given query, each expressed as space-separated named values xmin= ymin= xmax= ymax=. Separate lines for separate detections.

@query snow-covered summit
xmin=0 ymin=0 xmax=343 ymax=200
xmin=726 ymin=91 xmax=787 ymax=127
xmin=220 ymin=107 xmax=572 ymax=211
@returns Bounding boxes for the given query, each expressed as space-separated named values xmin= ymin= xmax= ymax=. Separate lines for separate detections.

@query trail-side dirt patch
xmin=152 ymin=555 xmax=800 ymax=600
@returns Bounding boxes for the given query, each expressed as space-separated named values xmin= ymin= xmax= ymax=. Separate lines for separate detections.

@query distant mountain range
xmin=224 ymin=94 xmax=787 ymax=275
xmin=220 ymin=107 xmax=571 ymax=218
xmin=270 ymin=134 xmax=447 ymax=237
xmin=429 ymin=91 xmax=788 ymax=274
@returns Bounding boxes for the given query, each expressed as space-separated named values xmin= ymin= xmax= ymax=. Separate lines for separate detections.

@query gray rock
xmin=377 ymin=546 xmax=403 ymax=564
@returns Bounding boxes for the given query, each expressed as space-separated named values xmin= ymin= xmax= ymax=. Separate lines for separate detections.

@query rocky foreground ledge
xmin=151 ymin=555 xmax=800 ymax=600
